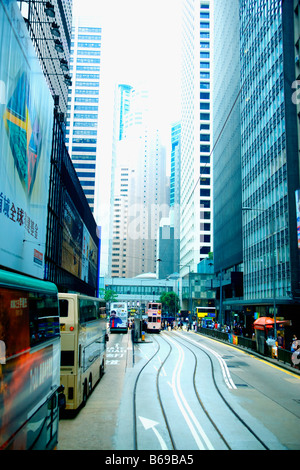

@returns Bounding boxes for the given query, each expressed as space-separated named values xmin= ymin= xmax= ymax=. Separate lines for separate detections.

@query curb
xmin=192 ymin=330 xmax=300 ymax=376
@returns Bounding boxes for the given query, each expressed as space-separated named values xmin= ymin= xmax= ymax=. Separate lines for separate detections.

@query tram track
xmin=132 ymin=332 xmax=225 ymax=450
xmin=169 ymin=330 xmax=271 ymax=450
xmin=132 ymin=330 xmax=273 ymax=450
xmin=133 ymin=335 xmax=175 ymax=450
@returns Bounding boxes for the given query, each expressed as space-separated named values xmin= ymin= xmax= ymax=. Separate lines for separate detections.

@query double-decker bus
xmin=58 ymin=294 xmax=107 ymax=410
xmin=0 ymin=269 xmax=63 ymax=450
xmin=197 ymin=306 xmax=215 ymax=328
xmin=147 ymin=302 xmax=162 ymax=333
xmin=109 ymin=302 xmax=128 ymax=333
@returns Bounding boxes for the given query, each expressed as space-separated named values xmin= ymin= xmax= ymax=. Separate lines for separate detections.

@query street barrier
xmin=198 ymin=327 xmax=293 ymax=367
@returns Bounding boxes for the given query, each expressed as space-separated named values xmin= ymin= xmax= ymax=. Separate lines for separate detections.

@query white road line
xmin=139 ymin=417 xmax=168 ymax=450
xmin=173 ymin=332 xmax=237 ymax=390
xmin=167 ymin=335 xmax=214 ymax=450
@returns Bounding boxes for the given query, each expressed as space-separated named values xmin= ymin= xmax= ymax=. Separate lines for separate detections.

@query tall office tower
xmin=212 ymin=0 xmax=243 ymax=323
xmin=282 ymin=0 xmax=300 ymax=304
xmin=170 ymin=122 xmax=181 ymax=210
xmin=240 ymin=0 xmax=300 ymax=320
xmin=110 ymin=167 xmax=132 ymax=278
xmin=109 ymin=86 xmax=169 ymax=277
xmin=108 ymin=84 xmax=133 ymax=275
xmin=66 ymin=17 xmax=102 ymax=213
xmin=125 ymin=126 xmax=169 ymax=278
xmin=181 ymin=0 xmax=212 ymax=276
xmin=18 ymin=0 xmax=72 ymax=115
xmin=156 ymin=121 xmax=181 ymax=278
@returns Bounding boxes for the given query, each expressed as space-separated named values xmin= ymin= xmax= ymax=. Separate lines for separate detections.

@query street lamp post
xmin=242 ymin=206 xmax=277 ymax=341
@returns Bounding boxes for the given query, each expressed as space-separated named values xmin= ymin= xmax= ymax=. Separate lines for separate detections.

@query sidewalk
xmin=193 ymin=329 xmax=300 ymax=376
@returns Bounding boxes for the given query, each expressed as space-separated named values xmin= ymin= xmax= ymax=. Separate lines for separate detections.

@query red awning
xmin=253 ymin=317 xmax=288 ymax=330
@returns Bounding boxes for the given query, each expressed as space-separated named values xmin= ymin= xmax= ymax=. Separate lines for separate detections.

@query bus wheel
xmin=100 ymin=361 xmax=105 ymax=378
xmin=82 ymin=381 xmax=88 ymax=407
xmin=88 ymin=374 xmax=92 ymax=395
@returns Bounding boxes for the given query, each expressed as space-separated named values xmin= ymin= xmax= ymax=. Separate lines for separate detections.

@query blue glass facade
xmin=240 ymin=0 xmax=291 ymax=304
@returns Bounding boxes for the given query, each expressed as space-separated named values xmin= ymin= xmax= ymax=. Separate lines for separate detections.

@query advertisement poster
xmin=62 ymin=191 xmax=98 ymax=286
xmin=110 ymin=302 xmax=128 ymax=330
xmin=0 ymin=0 xmax=53 ymax=278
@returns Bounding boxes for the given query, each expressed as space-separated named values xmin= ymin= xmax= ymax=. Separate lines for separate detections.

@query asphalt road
xmin=57 ymin=329 xmax=300 ymax=451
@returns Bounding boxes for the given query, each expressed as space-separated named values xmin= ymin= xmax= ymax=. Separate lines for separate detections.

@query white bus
xmin=58 ymin=293 xmax=108 ymax=410
xmin=109 ymin=302 xmax=128 ymax=333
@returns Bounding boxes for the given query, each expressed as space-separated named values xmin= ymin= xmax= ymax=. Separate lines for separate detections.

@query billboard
xmin=0 ymin=0 xmax=53 ymax=278
xmin=61 ymin=191 xmax=98 ymax=286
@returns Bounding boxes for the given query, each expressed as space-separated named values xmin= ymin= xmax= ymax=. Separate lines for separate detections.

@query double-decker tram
xmin=146 ymin=302 xmax=162 ymax=333
xmin=109 ymin=302 xmax=128 ymax=333
xmin=0 ymin=269 xmax=63 ymax=450
xmin=58 ymin=293 xmax=107 ymax=410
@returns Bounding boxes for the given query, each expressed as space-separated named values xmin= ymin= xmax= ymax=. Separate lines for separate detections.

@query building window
xmin=200 ymin=188 xmax=210 ymax=197
xmin=200 ymin=113 xmax=210 ymax=120
xmin=200 ymin=166 xmax=210 ymax=174
xmin=200 ymin=155 xmax=210 ymax=163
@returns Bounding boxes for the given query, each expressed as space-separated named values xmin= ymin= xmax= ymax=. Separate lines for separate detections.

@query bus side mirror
xmin=105 ymin=333 xmax=109 ymax=342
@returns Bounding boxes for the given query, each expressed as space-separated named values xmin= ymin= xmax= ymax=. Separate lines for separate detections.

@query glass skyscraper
xmin=240 ymin=0 xmax=300 ymax=318
xmin=213 ymin=0 xmax=242 ymax=275
xmin=181 ymin=0 xmax=212 ymax=276
xmin=170 ymin=122 xmax=181 ymax=209
xmin=66 ymin=18 xmax=102 ymax=213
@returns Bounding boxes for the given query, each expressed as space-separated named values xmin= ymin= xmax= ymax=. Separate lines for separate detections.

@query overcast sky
xmin=72 ymin=0 xmax=182 ymax=275
xmin=73 ymin=0 xmax=182 ymax=127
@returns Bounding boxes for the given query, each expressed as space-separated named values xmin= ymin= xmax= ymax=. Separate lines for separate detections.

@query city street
xmin=58 ymin=330 xmax=300 ymax=451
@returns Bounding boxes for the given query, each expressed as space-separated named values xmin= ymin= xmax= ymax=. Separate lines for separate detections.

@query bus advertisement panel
xmin=0 ymin=269 xmax=62 ymax=450
xmin=110 ymin=302 xmax=128 ymax=332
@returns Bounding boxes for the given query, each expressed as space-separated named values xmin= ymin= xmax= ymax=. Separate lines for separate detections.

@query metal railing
xmin=198 ymin=327 xmax=293 ymax=367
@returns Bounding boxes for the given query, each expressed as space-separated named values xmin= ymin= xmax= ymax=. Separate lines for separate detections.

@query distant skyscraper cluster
xmin=108 ymin=86 xmax=169 ymax=278
xmin=65 ymin=0 xmax=300 ymax=331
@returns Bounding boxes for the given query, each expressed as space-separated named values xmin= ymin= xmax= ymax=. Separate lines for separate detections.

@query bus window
xmin=29 ymin=292 xmax=60 ymax=346
xmin=79 ymin=299 xmax=98 ymax=323
xmin=59 ymin=299 xmax=69 ymax=317
xmin=61 ymin=350 xmax=74 ymax=366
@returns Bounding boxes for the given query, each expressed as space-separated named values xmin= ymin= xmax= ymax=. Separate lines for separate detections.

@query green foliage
xmin=99 ymin=288 xmax=118 ymax=303
xmin=159 ymin=291 xmax=180 ymax=314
